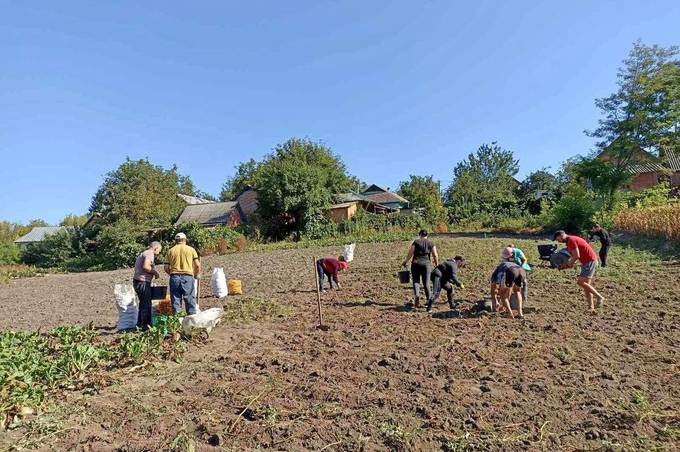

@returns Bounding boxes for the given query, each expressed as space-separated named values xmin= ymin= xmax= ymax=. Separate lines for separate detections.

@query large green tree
xmin=219 ymin=159 xmax=260 ymax=201
xmin=89 ymin=159 xmax=197 ymax=228
xmin=397 ymin=175 xmax=446 ymax=224
xmin=254 ymin=138 xmax=357 ymax=238
xmin=444 ymin=142 xmax=520 ymax=221
xmin=584 ymin=41 xmax=680 ymax=209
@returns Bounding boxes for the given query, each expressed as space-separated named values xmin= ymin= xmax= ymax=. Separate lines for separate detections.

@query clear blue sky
xmin=2 ymin=1 xmax=679 ymax=224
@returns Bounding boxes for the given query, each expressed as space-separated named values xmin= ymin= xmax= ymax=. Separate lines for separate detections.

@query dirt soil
xmin=1 ymin=237 xmax=679 ymax=451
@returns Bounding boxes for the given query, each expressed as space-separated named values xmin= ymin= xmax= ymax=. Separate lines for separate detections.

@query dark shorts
xmin=491 ymin=265 xmax=525 ymax=288
xmin=503 ymin=266 xmax=526 ymax=288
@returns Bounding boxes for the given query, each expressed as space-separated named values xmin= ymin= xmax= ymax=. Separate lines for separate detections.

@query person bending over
xmin=427 ymin=256 xmax=466 ymax=313
xmin=490 ymin=262 xmax=526 ymax=318
xmin=554 ymin=230 xmax=604 ymax=313
xmin=316 ymin=256 xmax=348 ymax=292
xmin=402 ymin=229 xmax=439 ymax=308
xmin=589 ymin=224 xmax=612 ymax=267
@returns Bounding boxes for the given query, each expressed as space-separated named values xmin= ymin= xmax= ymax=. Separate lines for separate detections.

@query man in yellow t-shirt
xmin=165 ymin=232 xmax=201 ymax=315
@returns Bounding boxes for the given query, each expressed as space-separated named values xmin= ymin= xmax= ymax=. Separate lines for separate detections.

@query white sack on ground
xmin=181 ymin=307 xmax=225 ymax=335
xmin=115 ymin=284 xmax=138 ymax=331
xmin=343 ymin=243 xmax=356 ymax=262
xmin=211 ymin=267 xmax=228 ymax=298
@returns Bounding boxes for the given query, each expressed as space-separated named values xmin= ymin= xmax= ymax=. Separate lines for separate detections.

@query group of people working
xmin=132 ymin=232 xmax=201 ymax=330
xmin=131 ymin=224 xmax=610 ymax=329
xmin=388 ymin=225 xmax=609 ymax=318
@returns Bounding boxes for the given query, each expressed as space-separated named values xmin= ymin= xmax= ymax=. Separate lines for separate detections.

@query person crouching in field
xmin=402 ymin=229 xmax=439 ymax=308
xmin=132 ymin=241 xmax=162 ymax=330
xmin=165 ymin=232 xmax=201 ymax=315
xmin=504 ymin=245 xmax=530 ymax=303
xmin=490 ymin=261 xmax=526 ymax=319
xmin=589 ymin=224 xmax=612 ymax=267
xmin=427 ymin=256 xmax=466 ymax=313
xmin=316 ymin=256 xmax=348 ymax=292
xmin=554 ymin=230 xmax=605 ymax=313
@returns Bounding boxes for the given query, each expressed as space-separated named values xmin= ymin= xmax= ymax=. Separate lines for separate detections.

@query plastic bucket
xmin=398 ymin=270 xmax=410 ymax=284
xmin=150 ymin=286 xmax=167 ymax=300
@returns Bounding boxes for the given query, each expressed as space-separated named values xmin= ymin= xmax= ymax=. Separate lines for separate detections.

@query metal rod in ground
xmin=313 ymin=256 xmax=323 ymax=327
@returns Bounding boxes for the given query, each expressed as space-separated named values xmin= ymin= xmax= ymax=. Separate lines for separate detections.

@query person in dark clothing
xmin=316 ymin=256 xmax=349 ymax=292
xmin=132 ymin=241 xmax=162 ymax=330
xmin=589 ymin=224 xmax=612 ymax=267
xmin=490 ymin=262 xmax=526 ymax=319
xmin=402 ymin=229 xmax=439 ymax=308
xmin=427 ymin=256 xmax=466 ymax=313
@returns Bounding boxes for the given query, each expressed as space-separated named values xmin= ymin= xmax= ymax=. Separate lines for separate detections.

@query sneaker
xmin=595 ymin=297 xmax=605 ymax=308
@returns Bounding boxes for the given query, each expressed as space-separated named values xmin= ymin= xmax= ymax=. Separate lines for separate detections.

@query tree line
xmin=1 ymin=41 xmax=678 ymax=270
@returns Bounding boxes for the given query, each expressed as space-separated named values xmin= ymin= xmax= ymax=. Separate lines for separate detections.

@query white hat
xmin=175 ymin=232 xmax=187 ymax=240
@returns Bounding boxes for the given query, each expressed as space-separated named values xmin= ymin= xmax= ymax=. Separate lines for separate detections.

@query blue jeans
xmin=169 ymin=274 xmax=197 ymax=315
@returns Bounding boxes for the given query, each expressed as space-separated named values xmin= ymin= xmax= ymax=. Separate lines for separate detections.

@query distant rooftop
xmin=177 ymin=193 xmax=215 ymax=205
xmin=14 ymin=226 xmax=67 ymax=244
xmin=175 ymin=202 xmax=239 ymax=226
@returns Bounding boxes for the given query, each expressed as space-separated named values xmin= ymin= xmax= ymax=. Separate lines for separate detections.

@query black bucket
xmin=398 ymin=270 xmax=411 ymax=284
xmin=150 ymin=286 xmax=168 ymax=300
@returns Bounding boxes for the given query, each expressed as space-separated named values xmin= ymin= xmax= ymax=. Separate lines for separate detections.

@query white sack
xmin=211 ymin=267 xmax=229 ymax=298
xmin=342 ymin=243 xmax=356 ymax=262
xmin=115 ymin=283 xmax=138 ymax=331
xmin=181 ymin=307 xmax=225 ymax=335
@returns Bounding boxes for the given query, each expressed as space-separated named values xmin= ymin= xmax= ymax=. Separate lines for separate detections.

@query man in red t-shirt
xmin=553 ymin=230 xmax=604 ymax=313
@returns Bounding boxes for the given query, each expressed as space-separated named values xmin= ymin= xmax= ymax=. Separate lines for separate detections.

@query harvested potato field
xmin=1 ymin=236 xmax=679 ymax=451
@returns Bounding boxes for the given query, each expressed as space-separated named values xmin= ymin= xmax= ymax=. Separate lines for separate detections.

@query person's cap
xmin=339 ymin=261 xmax=349 ymax=271
xmin=418 ymin=229 xmax=428 ymax=236
xmin=553 ymin=230 xmax=566 ymax=240
xmin=454 ymin=256 xmax=466 ymax=266
xmin=175 ymin=232 xmax=187 ymax=240
xmin=501 ymin=246 xmax=513 ymax=259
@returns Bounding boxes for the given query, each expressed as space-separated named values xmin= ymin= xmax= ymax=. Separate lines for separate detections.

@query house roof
xmin=361 ymin=185 xmax=409 ymax=205
xmin=664 ymin=148 xmax=680 ymax=171
xmin=175 ymin=202 xmax=239 ymax=226
xmin=177 ymin=194 xmax=215 ymax=205
xmin=330 ymin=201 xmax=358 ymax=210
xmin=14 ymin=226 xmax=67 ymax=243
xmin=627 ymin=162 xmax=667 ymax=174
xmin=334 ymin=192 xmax=368 ymax=203
xmin=361 ymin=191 xmax=409 ymax=205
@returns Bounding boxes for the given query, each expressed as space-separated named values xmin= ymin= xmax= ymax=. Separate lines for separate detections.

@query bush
xmin=22 ymin=230 xmax=77 ymax=268
xmin=95 ymin=220 xmax=145 ymax=269
xmin=543 ymin=185 xmax=599 ymax=234
xmin=167 ymin=222 xmax=242 ymax=254
xmin=0 ymin=243 xmax=20 ymax=265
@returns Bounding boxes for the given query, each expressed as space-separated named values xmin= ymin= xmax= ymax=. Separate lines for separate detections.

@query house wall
xmin=672 ymin=171 xmax=680 ymax=187
xmin=629 ymin=172 xmax=660 ymax=191
xmin=227 ymin=209 xmax=243 ymax=228
xmin=236 ymin=189 xmax=258 ymax=219
xmin=328 ymin=204 xmax=358 ymax=223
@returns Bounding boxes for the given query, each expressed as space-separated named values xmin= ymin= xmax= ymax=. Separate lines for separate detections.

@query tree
xmin=397 ymin=175 xmax=446 ymax=224
xmin=95 ymin=219 xmax=146 ymax=269
xmin=22 ymin=229 xmax=78 ymax=268
xmin=585 ymin=41 xmax=680 ymax=209
xmin=444 ymin=142 xmax=520 ymax=221
xmin=520 ymin=169 xmax=559 ymax=215
xmin=254 ymin=138 xmax=357 ymax=238
xmin=219 ymin=159 xmax=260 ymax=201
xmin=60 ymin=214 xmax=89 ymax=227
xmin=89 ymin=159 xmax=196 ymax=229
